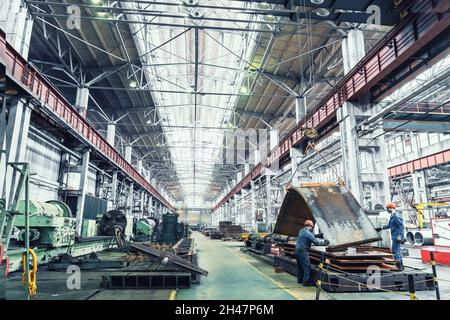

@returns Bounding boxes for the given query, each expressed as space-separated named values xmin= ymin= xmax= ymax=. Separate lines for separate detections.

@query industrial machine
xmin=157 ymin=213 xmax=179 ymax=243
xmin=99 ymin=210 xmax=127 ymax=236
xmin=133 ymin=218 xmax=156 ymax=242
xmin=13 ymin=200 xmax=76 ymax=247
xmin=245 ymin=233 xmax=273 ymax=254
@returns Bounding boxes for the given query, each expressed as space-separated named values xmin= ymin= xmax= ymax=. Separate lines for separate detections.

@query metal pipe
xmin=406 ymin=231 xmax=415 ymax=244
xmin=414 ymin=229 xmax=434 ymax=246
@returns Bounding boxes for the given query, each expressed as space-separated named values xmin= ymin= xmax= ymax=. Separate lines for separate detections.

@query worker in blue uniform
xmin=375 ymin=202 xmax=405 ymax=270
xmin=296 ymin=220 xmax=330 ymax=286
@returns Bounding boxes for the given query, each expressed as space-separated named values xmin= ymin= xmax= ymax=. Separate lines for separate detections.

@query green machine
xmin=133 ymin=218 xmax=156 ymax=242
xmin=14 ymin=200 xmax=77 ymax=247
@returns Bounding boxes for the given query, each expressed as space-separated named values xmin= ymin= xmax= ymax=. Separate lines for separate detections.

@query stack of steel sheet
xmin=280 ymin=240 xmax=399 ymax=272
xmin=219 ymin=224 xmax=243 ymax=239
xmin=310 ymin=247 xmax=399 ymax=272
xmin=218 ymin=221 xmax=232 ymax=230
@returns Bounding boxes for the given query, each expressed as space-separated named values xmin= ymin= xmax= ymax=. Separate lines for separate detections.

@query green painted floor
xmin=177 ymin=232 xmax=299 ymax=300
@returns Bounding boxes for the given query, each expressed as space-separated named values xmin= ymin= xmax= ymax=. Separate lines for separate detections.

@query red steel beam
xmin=393 ymin=103 xmax=450 ymax=114
xmin=388 ymin=149 xmax=450 ymax=179
xmin=0 ymin=30 xmax=175 ymax=212
xmin=213 ymin=0 xmax=450 ymax=212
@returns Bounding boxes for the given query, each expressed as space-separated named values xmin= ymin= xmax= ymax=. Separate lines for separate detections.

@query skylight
xmin=127 ymin=1 xmax=262 ymax=207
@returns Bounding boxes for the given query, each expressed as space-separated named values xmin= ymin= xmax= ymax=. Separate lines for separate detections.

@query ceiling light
xmin=240 ymin=86 xmax=248 ymax=95
xmin=95 ymin=11 xmax=110 ymax=18
xmin=90 ymin=0 xmax=104 ymax=4
xmin=316 ymin=8 xmax=330 ymax=17
xmin=311 ymin=0 xmax=325 ymax=4
xmin=129 ymin=79 xmax=138 ymax=88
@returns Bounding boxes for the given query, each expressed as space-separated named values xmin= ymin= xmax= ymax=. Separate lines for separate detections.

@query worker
xmin=295 ymin=220 xmax=330 ymax=286
xmin=375 ymin=202 xmax=405 ymax=270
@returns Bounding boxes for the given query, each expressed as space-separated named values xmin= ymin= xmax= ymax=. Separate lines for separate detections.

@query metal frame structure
xmin=0 ymin=29 xmax=175 ymax=211
xmin=213 ymin=0 xmax=450 ymax=212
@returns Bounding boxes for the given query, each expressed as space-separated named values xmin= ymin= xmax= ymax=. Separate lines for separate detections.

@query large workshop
xmin=1 ymin=0 xmax=450 ymax=304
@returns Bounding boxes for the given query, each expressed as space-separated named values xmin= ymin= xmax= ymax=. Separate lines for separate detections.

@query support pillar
xmin=269 ymin=130 xmax=279 ymax=150
xmin=75 ymin=87 xmax=89 ymax=117
xmin=295 ymin=96 xmax=307 ymax=124
xmin=266 ymin=174 xmax=273 ymax=228
xmin=137 ymin=159 xmax=143 ymax=175
xmin=412 ymin=172 xmax=429 ymax=204
xmin=244 ymin=162 xmax=250 ymax=175
xmin=140 ymin=191 xmax=145 ymax=217
xmin=127 ymin=183 xmax=134 ymax=216
xmin=106 ymin=123 xmax=116 ymax=146
xmin=148 ymin=195 xmax=153 ymax=215
xmin=0 ymin=0 xmax=34 ymax=59
xmin=0 ymin=98 xmax=32 ymax=205
xmin=254 ymin=149 xmax=260 ymax=165
xmin=233 ymin=196 xmax=239 ymax=224
xmin=110 ymin=171 xmax=118 ymax=209
xmin=250 ymin=181 xmax=257 ymax=232
xmin=75 ymin=149 xmax=90 ymax=235
xmin=337 ymin=29 xmax=390 ymax=208
xmin=125 ymin=145 xmax=132 ymax=163
xmin=289 ymin=147 xmax=304 ymax=187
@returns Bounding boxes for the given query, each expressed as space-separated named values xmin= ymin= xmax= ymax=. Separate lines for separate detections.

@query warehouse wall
xmin=25 ymin=130 xmax=99 ymax=202
xmin=25 ymin=131 xmax=61 ymax=201
xmin=66 ymin=165 xmax=97 ymax=196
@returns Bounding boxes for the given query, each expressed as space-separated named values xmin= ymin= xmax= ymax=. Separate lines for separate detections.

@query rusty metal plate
xmin=273 ymin=185 xmax=381 ymax=249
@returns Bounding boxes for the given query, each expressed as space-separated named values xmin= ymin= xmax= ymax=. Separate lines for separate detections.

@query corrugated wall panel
xmin=25 ymin=131 xmax=61 ymax=201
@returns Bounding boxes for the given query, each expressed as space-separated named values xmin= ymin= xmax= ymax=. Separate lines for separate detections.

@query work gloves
xmin=322 ymin=239 xmax=330 ymax=246
xmin=375 ymin=227 xmax=383 ymax=232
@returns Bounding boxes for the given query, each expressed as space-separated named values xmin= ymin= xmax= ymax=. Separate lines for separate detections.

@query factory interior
xmin=1 ymin=0 xmax=450 ymax=304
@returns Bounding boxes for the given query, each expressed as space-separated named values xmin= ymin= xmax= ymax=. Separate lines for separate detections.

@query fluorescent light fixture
xmin=129 ymin=79 xmax=138 ymax=88
xmin=95 ymin=11 xmax=109 ymax=18
xmin=316 ymin=8 xmax=330 ymax=17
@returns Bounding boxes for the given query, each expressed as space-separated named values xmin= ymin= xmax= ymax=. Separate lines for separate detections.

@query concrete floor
xmin=2 ymin=231 xmax=450 ymax=300
xmin=177 ymin=232 xmax=309 ymax=300
xmin=176 ymin=232 xmax=450 ymax=300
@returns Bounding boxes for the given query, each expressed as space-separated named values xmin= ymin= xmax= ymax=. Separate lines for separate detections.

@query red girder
xmin=213 ymin=0 xmax=450 ymax=212
xmin=389 ymin=149 xmax=450 ymax=179
xmin=0 ymin=30 xmax=175 ymax=212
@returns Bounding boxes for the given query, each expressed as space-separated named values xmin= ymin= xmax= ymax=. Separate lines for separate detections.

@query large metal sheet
xmin=273 ymin=185 xmax=381 ymax=249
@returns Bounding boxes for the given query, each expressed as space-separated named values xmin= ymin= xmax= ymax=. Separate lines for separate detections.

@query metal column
xmin=0 ymin=0 xmax=34 ymax=59
xmin=250 ymin=181 xmax=257 ymax=232
xmin=75 ymin=87 xmax=89 ymax=116
xmin=75 ymin=149 xmax=90 ymax=235
xmin=337 ymin=29 xmax=390 ymax=208
xmin=125 ymin=145 xmax=132 ymax=163
xmin=106 ymin=123 xmax=116 ymax=146
xmin=295 ymin=96 xmax=307 ymax=124
xmin=0 ymin=97 xmax=32 ymax=209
